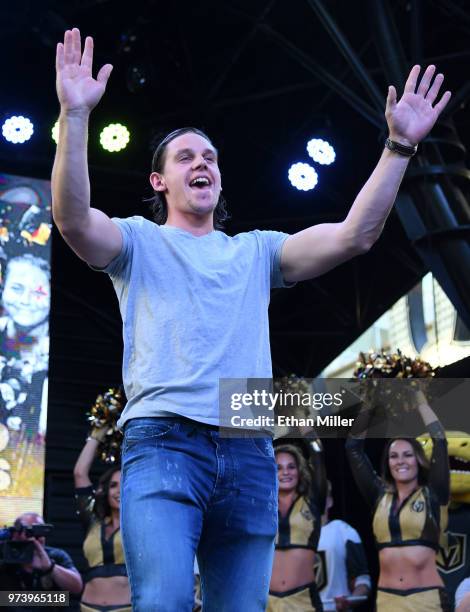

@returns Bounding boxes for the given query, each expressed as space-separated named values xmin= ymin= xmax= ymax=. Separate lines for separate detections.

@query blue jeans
xmin=121 ymin=417 xmax=278 ymax=612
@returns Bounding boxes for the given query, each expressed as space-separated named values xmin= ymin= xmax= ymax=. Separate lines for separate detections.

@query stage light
xmin=306 ymin=138 xmax=335 ymax=165
xmin=2 ymin=116 xmax=34 ymax=144
xmin=99 ymin=123 xmax=130 ymax=152
xmin=288 ymin=163 xmax=318 ymax=191
xmin=51 ymin=120 xmax=59 ymax=144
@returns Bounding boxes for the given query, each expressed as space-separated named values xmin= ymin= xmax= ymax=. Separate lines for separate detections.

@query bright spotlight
xmin=100 ymin=123 xmax=130 ymax=152
xmin=52 ymin=120 xmax=59 ymax=144
xmin=306 ymin=138 xmax=335 ymax=165
xmin=2 ymin=116 xmax=34 ymax=144
xmin=288 ymin=163 xmax=318 ymax=191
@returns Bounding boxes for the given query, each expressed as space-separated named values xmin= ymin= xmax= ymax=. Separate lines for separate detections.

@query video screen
xmin=0 ymin=173 xmax=51 ymax=524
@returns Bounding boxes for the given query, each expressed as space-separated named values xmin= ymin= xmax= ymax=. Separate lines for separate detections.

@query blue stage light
xmin=2 ymin=116 xmax=34 ymax=144
xmin=306 ymin=138 xmax=335 ymax=165
xmin=288 ymin=163 xmax=318 ymax=191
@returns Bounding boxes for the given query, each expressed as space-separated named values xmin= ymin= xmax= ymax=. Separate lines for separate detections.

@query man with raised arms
xmin=52 ymin=28 xmax=450 ymax=612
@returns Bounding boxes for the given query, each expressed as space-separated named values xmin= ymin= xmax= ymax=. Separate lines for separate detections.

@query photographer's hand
xmin=31 ymin=539 xmax=52 ymax=572
xmin=30 ymin=540 xmax=83 ymax=593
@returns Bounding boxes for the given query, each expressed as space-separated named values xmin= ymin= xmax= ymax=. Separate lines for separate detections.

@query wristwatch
xmin=385 ymin=138 xmax=417 ymax=157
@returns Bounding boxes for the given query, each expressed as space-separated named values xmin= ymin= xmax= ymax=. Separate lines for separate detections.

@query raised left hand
xmin=385 ymin=65 xmax=451 ymax=147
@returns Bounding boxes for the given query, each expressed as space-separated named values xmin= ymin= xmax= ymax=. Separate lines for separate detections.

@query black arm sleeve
xmin=74 ymin=485 xmax=96 ymax=530
xmin=427 ymin=420 xmax=449 ymax=506
xmin=345 ymin=540 xmax=369 ymax=581
xmin=308 ymin=440 xmax=327 ymax=516
xmin=345 ymin=408 xmax=384 ymax=507
xmin=45 ymin=546 xmax=78 ymax=571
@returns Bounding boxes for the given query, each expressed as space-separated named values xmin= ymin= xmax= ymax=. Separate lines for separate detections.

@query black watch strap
xmin=385 ymin=138 xmax=417 ymax=157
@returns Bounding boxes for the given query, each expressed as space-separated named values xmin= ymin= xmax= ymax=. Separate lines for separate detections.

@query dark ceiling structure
xmin=2 ymin=0 xmax=470 ymax=578
xmin=1 ymin=0 xmax=470 ymax=378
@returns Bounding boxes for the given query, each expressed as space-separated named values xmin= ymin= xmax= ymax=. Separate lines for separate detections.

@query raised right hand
xmin=89 ymin=426 xmax=108 ymax=443
xmin=56 ymin=28 xmax=113 ymax=114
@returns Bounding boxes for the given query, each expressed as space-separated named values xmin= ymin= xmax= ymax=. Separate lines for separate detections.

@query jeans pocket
xmin=250 ymin=436 xmax=275 ymax=459
xmin=123 ymin=418 xmax=178 ymax=451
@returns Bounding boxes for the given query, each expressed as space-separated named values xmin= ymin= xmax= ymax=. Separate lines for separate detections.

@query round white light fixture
xmin=99 ymin=123 xmax=130 ymax=152
xmin=2 ymin=115 xmax=34 ymax=144
xmin=306 ymin=138 xmax=336 ymax=165
xmin=288 ymin=162 xmax=318 ymax=191
xmin=51 ymin=120 xmax=59 ymax=144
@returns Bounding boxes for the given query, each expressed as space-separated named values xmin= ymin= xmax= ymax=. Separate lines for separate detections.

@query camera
xmin=0 ymin=524 xmax=54 ymax=564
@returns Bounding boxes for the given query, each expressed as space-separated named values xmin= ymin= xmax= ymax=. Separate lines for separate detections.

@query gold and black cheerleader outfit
xmin=75 ymin=486 xmax=131 ymax=612
xmin=268 ymin=442 xmax=327 ymax=612
xmin=346 ymin=418 xmax=450 ymax=612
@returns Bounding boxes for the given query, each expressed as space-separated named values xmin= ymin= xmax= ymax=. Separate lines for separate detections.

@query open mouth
xmin=189 ymin=177 xmax=211 ymax=189
xmin=449 ymin=456 xmax=470 ymax=474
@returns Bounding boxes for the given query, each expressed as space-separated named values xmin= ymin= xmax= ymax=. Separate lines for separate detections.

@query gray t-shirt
xmin=98 ymin=216 xmax=292 ymax=428
xmin=456 ymin=577 xmax=470 ymax=609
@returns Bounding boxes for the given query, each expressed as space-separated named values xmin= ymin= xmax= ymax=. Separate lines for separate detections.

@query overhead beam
xmin=410 ymin=0 xmax=424 ymax=66
xmin=206 ymin=0 xmax=277 ymax=103
xmin=368 ymin=0 xmax=409 ymax=86
xmin=143 ymin=81 xmax=321 ymax=125
xmin=260 ymin=24 xmax=384 ymax=129
xmin=305 ymin=0 xmax=384 ymax=112
xmin=442 ymin=80 xmax=470 ymax=119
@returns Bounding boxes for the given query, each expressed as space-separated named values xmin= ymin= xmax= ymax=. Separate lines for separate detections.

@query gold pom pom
xmin=353 ymin=349 xmax=435 ymax=380
xmin=353 ymin=350 xmax=435 ymax=415
xmin=87 ymin=387 xmax=125 ymax=464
